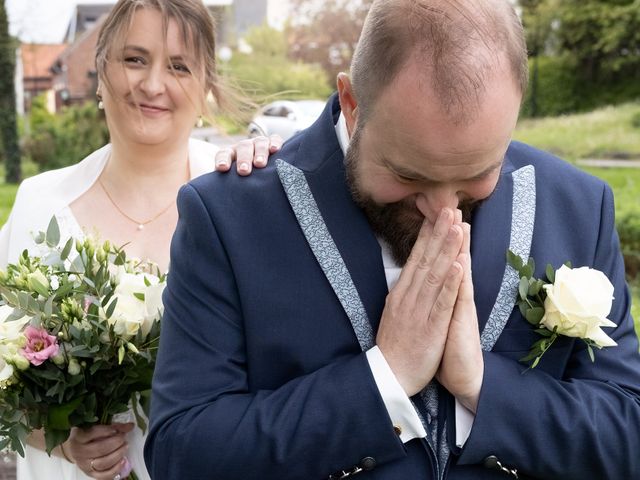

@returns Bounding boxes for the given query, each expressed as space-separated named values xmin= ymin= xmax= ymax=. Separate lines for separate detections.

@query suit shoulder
xmin=508 ymin=141 xmax=607 ymax=192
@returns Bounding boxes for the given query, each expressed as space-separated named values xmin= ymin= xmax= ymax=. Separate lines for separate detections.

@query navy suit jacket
xmin=145 ymin=95 xmax=640 ymax=479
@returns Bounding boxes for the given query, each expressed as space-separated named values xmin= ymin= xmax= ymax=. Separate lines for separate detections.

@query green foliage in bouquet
xmin=0 ymin=217 xmax=164 ymax=456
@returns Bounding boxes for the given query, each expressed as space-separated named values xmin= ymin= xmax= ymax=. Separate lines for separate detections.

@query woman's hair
xmin=95 ymin=0 xmax=225 ymax=118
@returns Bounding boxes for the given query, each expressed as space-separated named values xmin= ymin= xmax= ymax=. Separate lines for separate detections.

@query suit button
xmin=360 ymin=457 xmax=377 ymax=471
xmin=484 ymin=455 xmax=500 ymax=469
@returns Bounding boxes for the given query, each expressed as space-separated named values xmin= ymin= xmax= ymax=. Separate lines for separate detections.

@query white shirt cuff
xmin=366 ymin=346 xmax=426 ymax=443
xmin=455 ymin=399 xmax=475 ymax=447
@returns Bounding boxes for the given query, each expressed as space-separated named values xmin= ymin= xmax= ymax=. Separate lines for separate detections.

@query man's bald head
xmin=349 ymin=0 xmax=528 ymax=125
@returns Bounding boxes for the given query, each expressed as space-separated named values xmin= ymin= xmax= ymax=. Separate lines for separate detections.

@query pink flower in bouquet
xmin=20 ymin=326 xmax=59 ymax=366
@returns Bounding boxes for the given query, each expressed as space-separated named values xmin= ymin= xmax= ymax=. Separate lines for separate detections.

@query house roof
xmin=21 ymin=44 xmax=68 ymax=79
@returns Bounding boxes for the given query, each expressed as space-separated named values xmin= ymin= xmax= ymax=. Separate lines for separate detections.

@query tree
xmin=553 ymin=0 xmax=640 ymax=83
xmin=222 ymin=24 xmax=332 ymax=103
xmin=0 ymin=0 xmax=21 ymax=183
xmin=518 ymin=0 xmax=640 ymax=116
xmin=287 ymin=0 xmax=373 ymax=81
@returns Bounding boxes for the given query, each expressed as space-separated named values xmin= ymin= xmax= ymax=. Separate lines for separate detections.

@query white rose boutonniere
xmin=507 ymin=251 xmax=618 ymax=368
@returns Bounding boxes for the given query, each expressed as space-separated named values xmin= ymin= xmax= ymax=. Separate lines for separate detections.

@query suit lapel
xmin=471 ymin=165 xmax=514 ymax=333
xmin=277 ymin=95 xmax=388 ymax=336
xmin=473 ymin=159 xmax=537 ymax=350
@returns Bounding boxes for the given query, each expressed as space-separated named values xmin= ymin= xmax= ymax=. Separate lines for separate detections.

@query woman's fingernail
xmin=256 ymin=155 xmax=265 ymax=165
xmin=216 ymin=161 xmax=228 ymax=170
xmin=239 ymin=163 xmax=250 ymax=173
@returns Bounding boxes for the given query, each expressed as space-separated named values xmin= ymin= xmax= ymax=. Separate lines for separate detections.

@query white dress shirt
xmin=334 ymin=114 xmax=474 ymax=447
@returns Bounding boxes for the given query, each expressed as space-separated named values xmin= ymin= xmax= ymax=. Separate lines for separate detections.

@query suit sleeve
xmin=144 ymin=184 xmax=407 ymax=479
xmin=457 ymin=183 xmax=640 ymax=478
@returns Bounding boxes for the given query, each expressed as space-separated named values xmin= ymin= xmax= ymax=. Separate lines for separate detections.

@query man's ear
xmin=337 ymin=73 xmax=358 ymax=137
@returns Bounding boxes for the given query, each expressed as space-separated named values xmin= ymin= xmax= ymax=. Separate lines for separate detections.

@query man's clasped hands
xmin=377 ymin=207 xmax=484 ymax=413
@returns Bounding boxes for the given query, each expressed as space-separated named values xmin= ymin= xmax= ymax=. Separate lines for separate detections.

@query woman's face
xmin=101 ymin=7 xmax=204 ymax=148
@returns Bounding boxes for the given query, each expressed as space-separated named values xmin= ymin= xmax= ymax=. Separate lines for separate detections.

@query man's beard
xmin=345 ymin=127 xmax=475 ymax=266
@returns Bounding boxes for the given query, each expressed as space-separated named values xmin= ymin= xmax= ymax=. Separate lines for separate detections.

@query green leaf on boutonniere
xmin=588 ymin=344 xmax=595 ymax=363
xmin=519 ymin=277 xmax=529 ymax=301
xmin=528 ymin=279 xmax=543 ymax=296
xmin=525 ymin=307 xmax=545 ymax=325
xmin=535 ymin=328 xmax=554 ymax=337
xmin=521 ymin=263 xmax=533 ymax=279
xmin=545 ymin=264 xmax=555 ymax=283
xmin=527 ymin=257 xmax=535 ymax=274
xmin=507 ymin=250 xmax=523 ymax=270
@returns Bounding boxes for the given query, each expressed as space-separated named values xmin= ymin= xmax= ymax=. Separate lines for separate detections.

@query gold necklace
xmin=98 ymin=178 xmax=175 ymax=231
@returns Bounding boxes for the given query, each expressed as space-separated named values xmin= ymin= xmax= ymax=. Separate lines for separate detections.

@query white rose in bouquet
xmin=0 ymin=305 xmax=30 ymax=383
xmin=110 ymin=269 xmax=165 ymax=339
xmin=542 ymin=265 xmax=617 ymax=348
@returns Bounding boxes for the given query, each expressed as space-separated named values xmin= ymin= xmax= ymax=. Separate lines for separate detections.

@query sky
xmin=7 ymin=0 xmax=79 ymax=43
xmin=6 ymin=0 xmax=247 ymax=44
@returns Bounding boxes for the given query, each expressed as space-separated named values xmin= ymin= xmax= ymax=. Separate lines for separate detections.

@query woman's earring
xmin=196 ymin=116 xmax=204 ymax=128
xmin=96 ymin=92 xmax=104 ymax=110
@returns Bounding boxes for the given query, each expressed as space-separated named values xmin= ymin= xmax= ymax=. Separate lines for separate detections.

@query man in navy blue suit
xmin=145 ymin=0 xmax=640 ymax=478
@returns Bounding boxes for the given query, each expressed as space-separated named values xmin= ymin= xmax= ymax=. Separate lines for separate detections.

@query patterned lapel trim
xmin=276 ymin=160 xmax=375 ymax=351
xmin=480 ymin=165 xmax=537 ymax=351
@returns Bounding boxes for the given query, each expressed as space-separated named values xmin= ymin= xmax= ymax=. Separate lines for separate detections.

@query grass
xmin=515 ymin=102 xmax=640 ymax=161
xmin=581 ymin=167 xmax=640 ymax=216
xmin=0 ymin=184 xmax=18 ymax=226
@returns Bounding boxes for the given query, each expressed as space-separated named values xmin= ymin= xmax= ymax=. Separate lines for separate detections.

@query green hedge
xmin=618 ymin=212 xmax=640 ymax=279
xmin=22 ymin=95 xmax=109 ymax=172
xmin=522 ymin=56 xmax=640 ymax=118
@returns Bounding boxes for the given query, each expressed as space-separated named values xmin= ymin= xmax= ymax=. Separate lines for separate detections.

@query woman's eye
xmin=171 ymin=64 xmax=191 ymax=74
xmin=124 ymin=56 xmax=145 ymax=65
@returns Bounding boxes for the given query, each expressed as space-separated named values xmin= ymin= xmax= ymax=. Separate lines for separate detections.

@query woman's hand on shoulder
xmin=66 ymin=422 xmax=134 ymax=479
xmin=215 ymin=134 xmax=283 ymax=176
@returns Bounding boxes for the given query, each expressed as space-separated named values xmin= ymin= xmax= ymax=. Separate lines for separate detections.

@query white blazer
xmin=0 ymin=138 xmax=218 ymax=266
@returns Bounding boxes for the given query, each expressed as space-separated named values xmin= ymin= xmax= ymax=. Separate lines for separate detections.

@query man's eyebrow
xmin=385 ymin=158 xmax=503 ymax=182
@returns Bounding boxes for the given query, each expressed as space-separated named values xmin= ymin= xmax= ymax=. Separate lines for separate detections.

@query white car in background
xmin=248 ymin=100 xmax=326 ymax=141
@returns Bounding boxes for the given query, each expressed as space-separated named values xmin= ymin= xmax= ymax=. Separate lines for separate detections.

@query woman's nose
xmin=139 ymin=66 xmax=166 ymax=96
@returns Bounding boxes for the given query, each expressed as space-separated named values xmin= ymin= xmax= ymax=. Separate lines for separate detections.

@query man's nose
xmin=415 ymin=187 xmax=460 ymax=223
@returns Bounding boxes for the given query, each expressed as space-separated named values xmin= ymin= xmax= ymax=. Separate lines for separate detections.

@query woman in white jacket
xmin=0 ymin=1 xmax=279 ymax=479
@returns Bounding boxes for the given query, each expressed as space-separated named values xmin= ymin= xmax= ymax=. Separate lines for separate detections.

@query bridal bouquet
xmin=0 ymin=217 xmax=164 ymax=465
